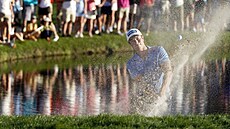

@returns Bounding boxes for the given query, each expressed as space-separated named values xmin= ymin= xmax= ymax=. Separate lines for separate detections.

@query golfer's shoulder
xmin=127 ymin=55 xmax=138 ymax=67
xmin=148 ymin=46 xmax=165 ymax=52
xmin=127 ymin=56 xmax=136 ymax=64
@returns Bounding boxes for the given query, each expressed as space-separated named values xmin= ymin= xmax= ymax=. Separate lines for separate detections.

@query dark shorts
xmin=40 ymin=30 xmax=53 ymax=38
xmin=171 ymin=5 xmax=184 ymax=21
xmin=96 ymin=6 xmax=101 ymax=17
xmin=38 ymin=7 xmax=51 ymax=16
xmin=0 ymin=12 xmax=10 ymax=22
xmin=184 ymin=3 xmax=194 ymax=16
xmin=140 ymin=6 xmax=153 ymax=19
xmin=101 ymin=6 xmax=112 ymax=15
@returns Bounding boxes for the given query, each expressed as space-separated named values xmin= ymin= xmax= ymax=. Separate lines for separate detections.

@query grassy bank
xmin=0 ymin=114 xmax=229 ymax=129
xmin=0 ymin=33 xmax=130 ymax=62
xmin=1 ymin=31 xmax=230 ymax=62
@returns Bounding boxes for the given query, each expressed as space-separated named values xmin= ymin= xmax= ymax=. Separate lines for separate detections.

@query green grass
xmin=1 ymin=31 xmax=230 ymax=63
xmin=0 ymin=114 xmax=229 ymax=129
xmin=0 ymin=33 xmax=131 ymax=62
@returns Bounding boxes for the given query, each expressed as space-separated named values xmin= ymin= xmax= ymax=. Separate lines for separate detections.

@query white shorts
xmin=85 ymin=10 xmax=96 ymax=19
xmin=24 ymin=5 xmax=35 ymax=21
xmin=62 ymin=8 xmax=76 ymax=22
xmin=111 ymin=2 xmax=118 ymax=11
xmin=118 ymin=7 xmax=130 ymax=21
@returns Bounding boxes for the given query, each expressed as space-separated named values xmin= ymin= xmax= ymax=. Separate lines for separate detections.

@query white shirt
xmin=62 ymin=0 xmax=77 ymax=10
xmin=39 ymin=0 xmax=51 ymax=8
xmin=95 ymin=0 xmax=101 ymax=6
xmin=0 ymin=0 xmax=12 ymax=16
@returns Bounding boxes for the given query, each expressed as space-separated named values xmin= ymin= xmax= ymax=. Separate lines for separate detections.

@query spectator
xmin=32 ymin=0 xmax=38 ymax=15
xmin=28 ymin=17 xmax=59 ymax=42
xmin=93 ymin=0 xmax=103 ymax=35
xmin=109 ymin=0 xmax=117 ymax=32
xmin=100 ymin=0 xmax=112 ymax=33
xmin=85 ymin=0 xmax=96 ymax=37
xmin=170 ymin=0 xmax=184 ymax=32
xmin=38 ymin=0 xmax=52 ymax=20
xmin=0 ymin=0 xmax=14 ymax=44
xmin=129 ymin=0 xmax=138 ymax=29
xmin=194 ymin=0 xmax=207 ymax=32
xmin=11 ymin=24 xmax=25 ymax=42
xmin=22 ymin=0 xmax=37 ymax=32
xmin=153 ymin=0 xmax=161 ymax=31
xmin=61 ymin=0 xmax=77 ymax=37
xmin=74 ymin=0 xmax=87 ymax=38
xmin=13 ymin=0 xmax=23 ymax=30
xmin=184 ymin=0 xmax=195 ymax=31
xmin=24 ymin=15 xmax=39 ymax=41
xmin=55 ymin=0 xmax=64 ymax=33
xmin=161 ymin=0 xmax=171 ymax=31
xmin=117 ymin=0 xmax=130 ymax=36
xmin=137 ymin=0 xmax=155 ymax=35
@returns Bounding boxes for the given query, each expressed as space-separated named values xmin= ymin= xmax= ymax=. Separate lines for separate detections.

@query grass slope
xmin=0 ymin=31 xmax=230 ymax=62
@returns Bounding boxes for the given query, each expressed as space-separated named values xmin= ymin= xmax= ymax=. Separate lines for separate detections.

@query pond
xmin=0 ymin=55 xmax=229 ymax=116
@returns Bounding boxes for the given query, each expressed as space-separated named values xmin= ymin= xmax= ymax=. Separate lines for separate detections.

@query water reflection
xmin=0 ymin=59 xmax=229 ymax=116
xmin=170 ymin=59 xmax=230 ymax=115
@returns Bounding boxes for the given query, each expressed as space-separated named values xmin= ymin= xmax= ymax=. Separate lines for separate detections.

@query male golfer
xmin=126 ymin=28 xmax=173 ymax=97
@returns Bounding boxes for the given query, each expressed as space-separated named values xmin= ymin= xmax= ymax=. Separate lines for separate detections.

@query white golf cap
xmin=126 ymin=28 xmax=142 ymax=41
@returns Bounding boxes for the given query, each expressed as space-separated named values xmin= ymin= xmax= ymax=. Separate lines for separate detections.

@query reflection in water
xmin=0 ymin=59 xmax=230 ymax=116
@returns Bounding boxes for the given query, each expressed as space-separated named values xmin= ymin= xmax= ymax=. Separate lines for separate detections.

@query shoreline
xmin=0 ymin=31 xmax=229 ymax=63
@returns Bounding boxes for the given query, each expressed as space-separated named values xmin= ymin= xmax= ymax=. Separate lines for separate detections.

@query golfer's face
xmin=129 ymin=35 xmax=144 ymax=49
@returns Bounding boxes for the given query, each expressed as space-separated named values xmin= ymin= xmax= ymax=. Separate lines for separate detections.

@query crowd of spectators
xmin=0 ymin=0 xmax=229 ymax=47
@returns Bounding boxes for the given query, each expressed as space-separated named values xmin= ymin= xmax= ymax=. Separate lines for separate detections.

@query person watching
xmin=28 ymin=17 xmax=59 ymax=42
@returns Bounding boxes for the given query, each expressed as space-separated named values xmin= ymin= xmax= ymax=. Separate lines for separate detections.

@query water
xmin=0 ymin=58 xmax=229 ymax=116
xmin=1 ymin=5 xmax=230 ymax=116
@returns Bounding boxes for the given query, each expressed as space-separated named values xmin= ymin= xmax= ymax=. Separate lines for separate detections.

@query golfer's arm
xmin=160 ymin=60 xmax=173 ymax=96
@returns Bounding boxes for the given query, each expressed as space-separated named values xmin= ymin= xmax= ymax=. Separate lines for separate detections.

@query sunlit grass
xmin=0 ymin=31 xmax=229 ymax=62
xmin=0 ymin=114 xmax=229 ymax=129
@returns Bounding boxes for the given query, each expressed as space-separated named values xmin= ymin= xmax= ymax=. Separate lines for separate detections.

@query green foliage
xmin=0 ymin=114 xmax=229 ymax=129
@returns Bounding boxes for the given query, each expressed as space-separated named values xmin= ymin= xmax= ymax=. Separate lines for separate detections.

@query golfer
xmin=126 ymin=28 xmax=173 ymax=97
